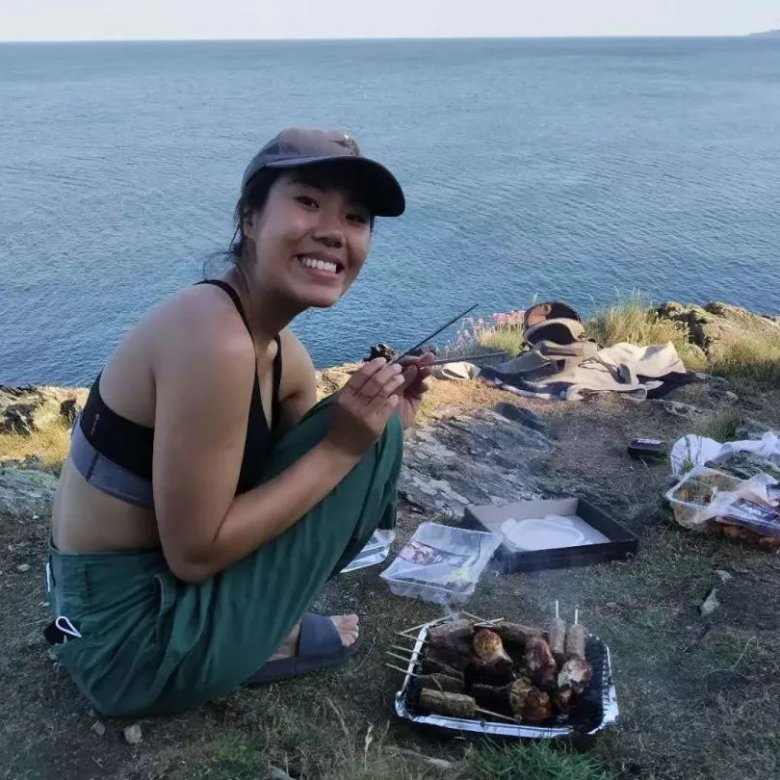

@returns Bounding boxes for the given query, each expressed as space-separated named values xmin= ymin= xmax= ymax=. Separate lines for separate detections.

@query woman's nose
xmin=312 ymin=220 xmax=345 ymax=249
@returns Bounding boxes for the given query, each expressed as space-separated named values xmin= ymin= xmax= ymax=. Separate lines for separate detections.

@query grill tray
xmin=394 ymin=617 xmax=618 ymax=738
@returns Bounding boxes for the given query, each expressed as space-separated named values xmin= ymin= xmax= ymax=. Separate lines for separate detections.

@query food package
xmin=380 ymin=523 xmax=501 ymax=606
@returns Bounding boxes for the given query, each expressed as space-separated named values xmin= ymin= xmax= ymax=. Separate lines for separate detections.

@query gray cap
xmin=241 ymin=127 xmax=405 ymax=217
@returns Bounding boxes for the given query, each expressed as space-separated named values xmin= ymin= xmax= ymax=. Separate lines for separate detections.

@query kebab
xmin=468 ymin=629 xmax=515 ymax=685
xmin=418 ymin=689 xmax=518 ymax=723
xmin=546 ymin=600 xmax=567 ymax=665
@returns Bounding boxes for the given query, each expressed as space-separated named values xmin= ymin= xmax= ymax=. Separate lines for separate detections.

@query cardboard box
xmin=464 ymin=497 xmax=638 ymax=573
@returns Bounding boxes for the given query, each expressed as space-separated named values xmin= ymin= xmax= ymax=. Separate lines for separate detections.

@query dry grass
xmin=708 ymin=330 xmax=780 ymax=391
xmin=585 ymin=294 xmax=707 ymax=371
xmin=0 ymin=419 xmax=71 ymax=474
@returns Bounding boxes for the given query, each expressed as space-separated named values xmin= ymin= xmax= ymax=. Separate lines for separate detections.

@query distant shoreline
xmin=0 ymin=35 xmax=768 ymax=45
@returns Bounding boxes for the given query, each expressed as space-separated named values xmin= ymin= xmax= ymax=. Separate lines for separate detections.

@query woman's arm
xmin=151 ymin=298 xmax=402 ymax=583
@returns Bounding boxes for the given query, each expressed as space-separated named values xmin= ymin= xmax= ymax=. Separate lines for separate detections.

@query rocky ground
xmin=1 ymin=302 xmax=780 ymax=779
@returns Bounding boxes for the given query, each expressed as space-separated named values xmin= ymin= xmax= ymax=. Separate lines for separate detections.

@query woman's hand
xmin=396 ymin=352 xmax=435 ymax=429
xmin=324 ymin=358 xmax=405 ymax=458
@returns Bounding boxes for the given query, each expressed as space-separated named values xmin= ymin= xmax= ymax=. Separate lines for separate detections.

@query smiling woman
xmin=45 ymin=128 xmax=433 ymax=717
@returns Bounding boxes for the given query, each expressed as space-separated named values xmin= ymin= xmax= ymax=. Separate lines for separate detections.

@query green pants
xmin=47 ymin=399 xmax=403 ymax=717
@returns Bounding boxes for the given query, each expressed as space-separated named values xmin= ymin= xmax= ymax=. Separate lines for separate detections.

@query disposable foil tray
xmin=393 ymin=617 xmax=619 ymax=739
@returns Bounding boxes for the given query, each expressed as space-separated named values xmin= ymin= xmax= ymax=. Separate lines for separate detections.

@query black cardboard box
xmin=464 ymin=497 xmax=638 ymax=573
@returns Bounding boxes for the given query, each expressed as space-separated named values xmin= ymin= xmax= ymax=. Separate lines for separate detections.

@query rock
xmin=0 ymin=468 xmax=57 ymax=519
xmin=493 ymin=402 xmax=549 ymax=434
xmin=16 ymin=563 xmax=31 ymax=572
xmin=0 ymin=384 xmax=87 ymax=435
xmin=715 ymin=570 xmax=733 ymax=583
xmin=656 ymin=301 xmax=780 ymax=359
xmin=262 ymin=768 xmax=293 ymax=780
xmin=653 ymin=400 xmax=705 ymax=420
xmin=700 ymin=588 xmax=720 ymax=616
xmin=91 ymin=721 xmax=106 ymax=736
xmin=123 ymin=723 xmax=143 ymax=745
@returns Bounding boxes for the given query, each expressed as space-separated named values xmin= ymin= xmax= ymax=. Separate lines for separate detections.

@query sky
xmin=0 ymin=0 xmax=778 ymax=42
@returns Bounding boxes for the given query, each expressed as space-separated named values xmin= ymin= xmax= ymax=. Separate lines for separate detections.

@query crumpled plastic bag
xmin=670 ymin=431 xmax=780 ymax=477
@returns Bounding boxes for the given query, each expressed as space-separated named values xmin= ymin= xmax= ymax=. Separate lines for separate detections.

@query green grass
xmin=464 ymin=741 xmax=611 ymax=780
xmin=693 ymin=408 xmax=742 ymax=443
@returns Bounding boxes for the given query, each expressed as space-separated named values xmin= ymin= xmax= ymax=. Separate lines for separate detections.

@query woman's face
xmin=242 ymin=170 xmax=372 ymax=309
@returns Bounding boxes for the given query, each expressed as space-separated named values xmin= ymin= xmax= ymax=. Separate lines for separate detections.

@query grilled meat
xmin=419 ymin=689 xmax=476 ymax=719
xmin=564 ymin=623 xmax=588 ymax=660
xmin=523 ymin=636 xmax=557 ymax=686
xmin=558 ymin=657 xmax=592 ymax=695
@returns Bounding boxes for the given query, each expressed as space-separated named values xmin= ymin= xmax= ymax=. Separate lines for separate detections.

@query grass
xmin=464 ymin=741 xmax=611 ymax=780
xmin=693 ymin=408 xmax=742 ymax=443
xmin=0 ymin=417 xmax=71 ymax=474
xmin=585 ymin=294 xmax=706 ymax=371
xmin=708 ymin=330 xmax=780 ymax=391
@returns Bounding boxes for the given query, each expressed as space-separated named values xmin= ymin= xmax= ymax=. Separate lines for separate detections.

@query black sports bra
xmin=78 ymin=279 xmax=282 ymax=496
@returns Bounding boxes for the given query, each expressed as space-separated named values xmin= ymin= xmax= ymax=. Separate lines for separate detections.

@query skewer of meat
xmin=564 ymin=608 xmax=588 ymax=661
xmin=468 ymin=629 xmax=515 ymax=685
xmin=522 ymin=688 xmax=553 ymax=723
xmin=523 ymin=635 xmax=557 ymax=687
xmin=418 ymin=689 xmax=518 ymax=723
xmin=496 ymin=622 xmax=544 ymax=650
xmin=428 ymin=619 xmax=474 ymax=644
xmin=472 ymin=677 xmax=536 ymax=716
xmin=384 ymin=664 xmax=465 ymax=693
xmin=558 ymin=657 xmax=592 ymax=695
xmin=547 ymin=600 xmax=567 ymax=665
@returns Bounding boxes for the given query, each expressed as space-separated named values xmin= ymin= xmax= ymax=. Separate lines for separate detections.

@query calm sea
xmin=1 ymin=38 xmax=779 ymax=385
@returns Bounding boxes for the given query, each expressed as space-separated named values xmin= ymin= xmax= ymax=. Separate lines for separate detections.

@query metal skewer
xmin=555 ymin=600 xmax=560 ymax=620
xmin=390 ymin=304 xmax=479 ymax=364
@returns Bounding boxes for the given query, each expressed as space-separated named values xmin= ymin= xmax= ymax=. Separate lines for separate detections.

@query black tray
xmin=464 ymin=497 xmax=638 ymax=573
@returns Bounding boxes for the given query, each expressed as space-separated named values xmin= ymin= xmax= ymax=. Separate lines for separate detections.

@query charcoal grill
xmin=393 ymin=617 xmax=618 ymax=738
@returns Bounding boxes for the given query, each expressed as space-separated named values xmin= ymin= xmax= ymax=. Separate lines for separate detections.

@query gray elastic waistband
xmin=70 ymin=421 xmax=154 ymax=509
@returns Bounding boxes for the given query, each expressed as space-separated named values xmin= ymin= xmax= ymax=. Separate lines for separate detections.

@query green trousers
xmin=47 ymin=399 xmax=403 ymax=717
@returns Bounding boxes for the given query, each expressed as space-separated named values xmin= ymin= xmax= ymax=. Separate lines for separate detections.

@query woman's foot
xmin=269 ymin=614 xmax=359 ymax=660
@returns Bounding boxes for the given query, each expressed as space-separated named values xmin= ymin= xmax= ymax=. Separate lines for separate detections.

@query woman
xmin=47 ymin=128 xmax=433 ymax=717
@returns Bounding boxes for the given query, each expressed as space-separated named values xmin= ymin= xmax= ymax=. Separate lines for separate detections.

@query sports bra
xmin=72 ymin=279 xmax=282 ymax=507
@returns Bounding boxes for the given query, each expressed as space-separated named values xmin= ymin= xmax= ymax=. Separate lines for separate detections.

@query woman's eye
xmin=295 ymin=195 xmax=318 ymax=208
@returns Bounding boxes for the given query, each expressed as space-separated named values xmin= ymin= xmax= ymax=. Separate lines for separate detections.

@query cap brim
xmin=263 ymin=155 xmax=405 ymax=217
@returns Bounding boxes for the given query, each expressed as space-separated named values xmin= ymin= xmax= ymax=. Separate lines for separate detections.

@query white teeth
xmin=300 ymin=256 xmax=338 ymax=273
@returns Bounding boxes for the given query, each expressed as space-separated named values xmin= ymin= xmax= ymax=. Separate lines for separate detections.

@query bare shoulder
xmin=147 ymin=283 xmax=255 ymax=370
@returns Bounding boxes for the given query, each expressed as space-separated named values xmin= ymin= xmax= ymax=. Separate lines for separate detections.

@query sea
xmin=1 ymin=37 xmax=779 ymax=386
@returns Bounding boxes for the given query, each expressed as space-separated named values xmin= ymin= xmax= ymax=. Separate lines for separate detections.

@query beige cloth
xmin=432 ymin=361 xmax=480 ymax=381
xmin=546 ymin=341 xmax=687 ymax=401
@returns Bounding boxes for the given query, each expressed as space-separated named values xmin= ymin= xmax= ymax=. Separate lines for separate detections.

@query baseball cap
xmin=241 ymin=128 xmax=405 ymax=217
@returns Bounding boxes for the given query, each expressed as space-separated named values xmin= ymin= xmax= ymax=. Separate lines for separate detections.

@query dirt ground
xmin=2 ymin=377 xmax=780 ymax=780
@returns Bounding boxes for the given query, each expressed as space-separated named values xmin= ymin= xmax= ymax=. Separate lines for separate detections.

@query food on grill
xmin=397 ymin=611 xmax=597 ymax=729
xmin=496 ymin=622 xmax=544 ymax=649
xmin=472 ymin=677 xmax=534 ymax=714
xmin=552 ymin=686 xmax=574 ymax=714
xmin=419 ymin=690 xmax=477 ymax=719
xmin=522 ymin=688 xmax=553 ymax=723
xmin=472 ymin=629 xmax=512 ymax=663
xmin=565 ymin=622 xmax=588 ymax=660
xmin=421 ymin=656 xmax=464 ymax=679
xmin=524 ymin=636 xmax=557 ymax=686
xmin=420 ymin=673 xmax=465 ymax=694
xmin=428 ymin=619 xmax=474 ymax=644
xmin=469 ymin=629 xmax=515 ymax=685
xmin=558 ymin=657 xmax=593 ymax=695
xmin=547 ymin=616 xmax=567 ymax=664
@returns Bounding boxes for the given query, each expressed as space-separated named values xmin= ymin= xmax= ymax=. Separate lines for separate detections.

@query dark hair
xmin=227 ymin=162 xmax=376 ymax=265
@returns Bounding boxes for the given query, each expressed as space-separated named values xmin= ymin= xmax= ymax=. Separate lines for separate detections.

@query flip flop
xmin=245 ymin=613 xmax=357 ymax=685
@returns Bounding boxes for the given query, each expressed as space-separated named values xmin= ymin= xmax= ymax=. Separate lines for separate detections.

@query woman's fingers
xmin=356 ymin=361 xmax=404 ymax=401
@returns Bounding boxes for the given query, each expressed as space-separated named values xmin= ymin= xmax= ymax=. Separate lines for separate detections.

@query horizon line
xmin=0 ymin=33 xmax=768 ymax=44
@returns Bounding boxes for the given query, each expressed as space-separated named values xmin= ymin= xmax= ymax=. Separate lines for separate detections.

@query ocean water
xmin=1 ymin=37 xmax=779 ymax=386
